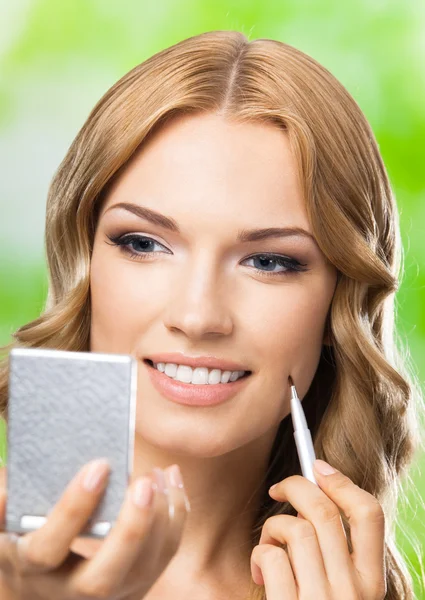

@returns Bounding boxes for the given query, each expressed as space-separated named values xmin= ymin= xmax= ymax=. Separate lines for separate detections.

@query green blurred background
xmin=0 ymin=0 xmax=424 ymax=595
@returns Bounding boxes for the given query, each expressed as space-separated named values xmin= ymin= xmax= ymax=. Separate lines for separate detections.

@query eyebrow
xmin=104 ymin=201 xmax=317 ymax=245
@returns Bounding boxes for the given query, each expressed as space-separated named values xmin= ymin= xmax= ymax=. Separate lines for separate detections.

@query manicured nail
xmin=81 ymin=459 xmax=110 ymax=491
xmin=153 ymin=468 xmax=168 ymax=494
xmin=132 ymin=477 xmax=154 ymax=508
xmin=167 ymin=464 xmax=184 ymax=489
xmin=314 ymin=459 xmax=336 ymax=475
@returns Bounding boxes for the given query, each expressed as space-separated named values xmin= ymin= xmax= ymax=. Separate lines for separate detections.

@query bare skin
xmin=81 ymin=112 xmax=337 ymax=598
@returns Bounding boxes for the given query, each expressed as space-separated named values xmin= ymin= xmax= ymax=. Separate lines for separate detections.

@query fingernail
xmin=132 ymin=477 xmax=154 ymax=508
xmin=15 ymin=534 xmax=29 ymax=559
xmin=167 ymin=464 xmax=184 ymax=489
xmin=82 ymin=459 xmax=110 ymax=491
xmin=314 ymin=459 xmax=336 ymax=475
xmin=153 ymin=468 xmax=168 ymax=494
xmin=269 ymin=483 xmax=277 ymax=492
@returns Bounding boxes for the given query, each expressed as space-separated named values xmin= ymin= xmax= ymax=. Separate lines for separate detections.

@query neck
xmin=130 ymin=423 xmax=279 ymax=593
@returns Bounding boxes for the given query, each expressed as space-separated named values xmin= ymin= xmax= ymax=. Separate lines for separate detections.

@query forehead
xmin=100 ymin=113 xmax=309 ymax=230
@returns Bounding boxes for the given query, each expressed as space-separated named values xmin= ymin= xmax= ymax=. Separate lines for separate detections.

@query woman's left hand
xmin=250 ymin=459 xmax=387 ymax=600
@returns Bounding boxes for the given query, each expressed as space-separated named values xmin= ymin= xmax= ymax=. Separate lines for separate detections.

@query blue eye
xmin=241 ymin=254 xmax=309 ymax=276
xmin=107 ymin=234 xmax=166 ymax=255
xmin=106 ymin=234 xmax=309 ymax=278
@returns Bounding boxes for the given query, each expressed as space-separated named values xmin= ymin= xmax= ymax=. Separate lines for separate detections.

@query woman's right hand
xmin=0 ymin=459 xmax=190 ymax=599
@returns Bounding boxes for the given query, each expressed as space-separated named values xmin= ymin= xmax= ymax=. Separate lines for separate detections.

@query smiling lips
xmin=144 ymin=360 xmax=252 ymax=406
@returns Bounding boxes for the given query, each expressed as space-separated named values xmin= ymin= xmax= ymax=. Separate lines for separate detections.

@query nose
xmin=162 ymin=254 xmax=233 ymax=339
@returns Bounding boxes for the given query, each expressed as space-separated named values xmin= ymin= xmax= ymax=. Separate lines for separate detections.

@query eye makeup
xmin=105 ymin=232 xmax=311 ymax=279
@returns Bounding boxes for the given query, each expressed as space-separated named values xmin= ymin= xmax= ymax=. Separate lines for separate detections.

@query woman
xmin=0 ymin=30 xmax=423 ymax=600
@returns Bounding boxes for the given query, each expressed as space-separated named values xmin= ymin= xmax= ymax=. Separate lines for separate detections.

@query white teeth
xmin=176 ymin=365 xmax=195 ymax=384
xmin=192 ymin=367 xmax=210 ymax=385
xmin=220 ymin=370 xmax=231 ymax=383
xmin=164 ymin=363 xmax=178 ymax=378
xmin=208 ymin=369 xmax=222 ymax=384
xmin=151 ymin=362 xmax=247 ymax=385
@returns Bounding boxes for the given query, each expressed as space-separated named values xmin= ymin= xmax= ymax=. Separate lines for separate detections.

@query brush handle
xmin=294 ymin=428 xmax=318 ymax=485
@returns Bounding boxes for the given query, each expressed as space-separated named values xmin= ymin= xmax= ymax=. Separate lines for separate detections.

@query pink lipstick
xmin=144 ymin=360 xmax=251 ymax=406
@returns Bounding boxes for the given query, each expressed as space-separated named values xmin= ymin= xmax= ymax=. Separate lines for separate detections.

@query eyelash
xmin=105 ymin=233 xmax=309 ymax=278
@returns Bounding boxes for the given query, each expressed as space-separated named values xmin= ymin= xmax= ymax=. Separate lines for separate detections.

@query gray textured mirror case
xmin=6 ymin=348 xmax=137 ymax=539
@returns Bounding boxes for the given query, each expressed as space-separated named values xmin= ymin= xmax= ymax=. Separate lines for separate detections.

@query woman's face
xmin=90 ymin=113 xmax=337 ymax=457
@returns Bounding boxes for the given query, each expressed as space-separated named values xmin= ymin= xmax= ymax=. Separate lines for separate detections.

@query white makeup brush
xmin=289 ymin=375 xmax=318 ymax=486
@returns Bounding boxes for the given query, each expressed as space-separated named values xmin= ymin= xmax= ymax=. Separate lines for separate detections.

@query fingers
xmin=256 ymin=514 xmax=330 ymax=598
xmin=311 ymin=462 xmax=386 ymax=596
xmin=135 ymin=468 xmax=171 ymax=577
xmin=269 ymin=464 xmax=386 ymax=597
xmin=268 ymin=474 xmax=354 ymax=587
xmin=160 ymin=465 xmax=190 ymax=563
xmin=69 ymin=465 xmax=189 ymax=598
xmin=251 ymin=544 xmax=298 ymax=600
xmin=14 ymin=459 xmax=111 ymax=575
xmin=68 ymin=473 xmax=158 ymax=597
xmin=0 ymin=459 xmax=190 ymax=600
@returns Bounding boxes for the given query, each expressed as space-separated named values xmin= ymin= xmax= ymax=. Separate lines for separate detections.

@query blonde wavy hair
xmin=1 ymin=30 xmax=424 ymax=600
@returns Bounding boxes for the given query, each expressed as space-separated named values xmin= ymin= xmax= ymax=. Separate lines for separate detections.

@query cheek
xmin=89 ymin=252 xmax=160 ymax=353
xmin=248 ymin=279 xmax=333 ymax=395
